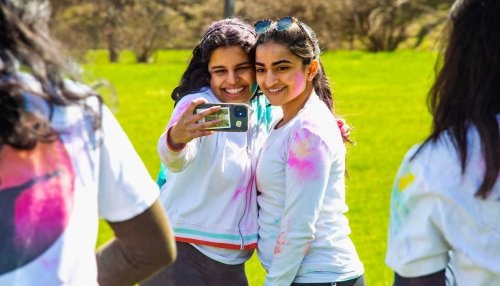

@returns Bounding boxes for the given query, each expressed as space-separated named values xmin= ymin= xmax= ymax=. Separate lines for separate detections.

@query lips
xmin=266 ymin=86 xmax=286 ymax=94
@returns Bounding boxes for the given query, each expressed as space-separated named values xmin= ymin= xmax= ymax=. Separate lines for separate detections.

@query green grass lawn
xmin=89 ymin=50 xmax=437 ymax=286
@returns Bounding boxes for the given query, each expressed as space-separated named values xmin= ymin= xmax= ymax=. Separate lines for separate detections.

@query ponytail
xmin=313 ymin=61 xmax=333 ymax=112
xmin=313 ymin=61 xmax=353 ymax=144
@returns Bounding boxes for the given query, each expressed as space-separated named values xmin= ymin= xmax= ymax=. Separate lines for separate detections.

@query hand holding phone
xmin=194 ymin=103 xmax=249 ymax=132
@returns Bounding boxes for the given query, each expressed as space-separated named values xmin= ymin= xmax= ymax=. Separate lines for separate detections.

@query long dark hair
xmin=171 ymin=18 xmax=257 ymax=104
xmin=418 ymin=0 xmax=500 ymax=198
xmin=0 ymin=1 xmax=101 ymax=150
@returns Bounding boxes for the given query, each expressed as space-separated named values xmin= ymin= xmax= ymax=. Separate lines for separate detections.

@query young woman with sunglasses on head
xmin=253 ymin=17 xmax=365 ymax=286
xmin=141 ymin=18 xmax=274 ymax=286
xmin=386 ymin=0 xmax=500 ymax=284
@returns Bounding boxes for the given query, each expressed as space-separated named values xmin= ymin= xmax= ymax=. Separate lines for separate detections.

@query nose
xmin=227 ymin=71 xmax=239 ymax=85
xmin=264 ymin=70 xmax=278 ymax=87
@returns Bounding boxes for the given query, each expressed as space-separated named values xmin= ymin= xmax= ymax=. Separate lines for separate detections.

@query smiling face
xmin=208 ymin=45 xmax=256 ymax=103
xmin=255 ymin=41 xmax=317 ymax=118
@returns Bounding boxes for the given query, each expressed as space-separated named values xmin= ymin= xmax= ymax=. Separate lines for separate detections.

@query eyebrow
xmin=209 ymin=61 xmax=252 ymax=70
xmin=255 ymin=60 xmax=292 ymax=67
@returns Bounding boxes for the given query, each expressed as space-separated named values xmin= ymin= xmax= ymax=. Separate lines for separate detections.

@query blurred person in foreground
xmin=386 ymin=0 xmax=500 ymax=285
xmin=0 ymin=1 xmax=176 ymax=285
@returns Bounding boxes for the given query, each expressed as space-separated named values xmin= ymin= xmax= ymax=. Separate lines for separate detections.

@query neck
xmin=279 ymin=85 xmax=314 ymax=127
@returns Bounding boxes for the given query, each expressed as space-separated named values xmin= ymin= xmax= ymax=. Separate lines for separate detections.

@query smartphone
xmin=194 ymin=103 xmax=249 ymax=132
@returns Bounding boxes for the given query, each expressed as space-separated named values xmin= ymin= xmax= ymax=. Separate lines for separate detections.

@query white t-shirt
xmin=256 ymin=93 xmax=364 ymax=285
xmin=0 ymin=78 xmax=159 ymax=285
xmin=386 ymin=115 xmax=500 ymax=285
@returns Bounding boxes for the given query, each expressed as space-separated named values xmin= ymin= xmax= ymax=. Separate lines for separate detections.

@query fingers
xmin=170 ymin=99 xmax=224 ymax=145
xmin=336 ymin=117 xmax=353 ymax=144
xmin=184 ymin=98 xmax=208 ymax=115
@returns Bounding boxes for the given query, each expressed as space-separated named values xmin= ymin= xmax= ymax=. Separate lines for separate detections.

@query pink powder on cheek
xmin=293 ymin=72 xmax=306 ymax=96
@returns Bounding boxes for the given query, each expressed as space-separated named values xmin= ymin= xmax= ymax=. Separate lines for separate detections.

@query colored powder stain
xmin=0 ymin=139 xmax=75 ymax=270
xmin=291 ymin=133 xmax=313 ymax=158
xmin=233 ymin=172 xmax=256 ymax=201
xmin=398 ymin=173 xmax=415 ymax=192
xmin=287 ymin=130 xmax=320 ymax=180
xmin=293 ymin=72 xmax=306 ymax=97
xmin=231 ymin=186 xmax=246 ymax=202
xmin=14 ymin=169 xmax=72 ymax=253
xmin=288 ymin=154 xmax=318 ymax=179
xmin=168 ymin=101 xmax=191 ymax=128
xmin=274 ymin=232 xmax=286 ymax=255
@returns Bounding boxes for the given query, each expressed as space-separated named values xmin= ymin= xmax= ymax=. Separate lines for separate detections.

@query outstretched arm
xmin=96 ymin=200 xmax=176 ymax=286
xmin=158 ymin=97 xmax=220 ymax=172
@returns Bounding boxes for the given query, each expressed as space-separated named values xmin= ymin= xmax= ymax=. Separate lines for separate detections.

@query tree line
xmin=50 ymin=0 xmax=454 ymax=63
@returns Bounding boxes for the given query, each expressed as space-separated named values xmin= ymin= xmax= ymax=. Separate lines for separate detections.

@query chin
xmin=265 ymin=98 xmax=281 ymax=106
xmin=224 ymin=94 xmax=252 ymax=103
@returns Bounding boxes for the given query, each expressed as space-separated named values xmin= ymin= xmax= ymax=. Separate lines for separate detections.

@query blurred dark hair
xmin=171 ymin=18 xmax=257 ymax=104
xmin=418 ymin=0 xmax=500 ymax=198
xmin=0 ymin=1 xmax=101 ymax=150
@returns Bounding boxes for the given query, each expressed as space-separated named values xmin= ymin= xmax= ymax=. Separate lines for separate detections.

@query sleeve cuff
xmin=166 ymin=125 xmax=186 ymax=152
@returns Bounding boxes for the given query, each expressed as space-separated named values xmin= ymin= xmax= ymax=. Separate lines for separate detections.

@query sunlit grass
xmin=90 ymin=50 xmax=437 ymax=286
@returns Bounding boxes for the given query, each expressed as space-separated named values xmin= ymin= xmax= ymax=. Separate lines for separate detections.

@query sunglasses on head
xmin=254 ymin=16 xmax=314 ymax=47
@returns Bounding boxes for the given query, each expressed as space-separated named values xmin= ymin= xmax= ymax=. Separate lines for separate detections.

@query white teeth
xmin=225 ymin=87 xmax=244 ymax=94
xmin=268 ymin=86 xmax=285 ymax=93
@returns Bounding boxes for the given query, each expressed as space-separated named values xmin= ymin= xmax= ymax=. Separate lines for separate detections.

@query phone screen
xmin=194 ymin=103 xmax=249 ymax=132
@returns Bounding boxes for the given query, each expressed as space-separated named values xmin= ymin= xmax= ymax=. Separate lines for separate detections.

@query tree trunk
xmin=107 ymin=31 xmax=119 ymax=63
xmin=224 ymin=0 xmax=235 ymax=18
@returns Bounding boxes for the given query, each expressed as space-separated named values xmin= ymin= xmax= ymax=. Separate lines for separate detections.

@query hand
xmin=168 ymin=98 xmax=222 ymax=148
xmin=336 ymin=117 xmax=352 ymax=144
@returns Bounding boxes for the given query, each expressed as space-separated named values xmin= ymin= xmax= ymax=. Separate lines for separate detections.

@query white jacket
xmin=157 ymin=88 xmax=272 ymax=262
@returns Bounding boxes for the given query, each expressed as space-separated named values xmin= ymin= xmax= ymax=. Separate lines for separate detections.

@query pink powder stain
xmin=14 ymin=169 xmax=73 ymax=251
xmin=0 ymin=139 xmax=75 ymax=256
xmin=293 ymin=72 xmax=306 ymax=97
xmin=231 ymin=186 xmax=246 ymax=201
xmin=167 ymin=101 xmax=191 ymax=128
xmin=287 ymin=129 xmax=322 ymax=180
xmin=274 ymin=232 xmax=287 ymax=255
xmin=288 ymin=154 xmax=317 ymax=180
xmin=232 ymin=172 xmax=256 ymax=201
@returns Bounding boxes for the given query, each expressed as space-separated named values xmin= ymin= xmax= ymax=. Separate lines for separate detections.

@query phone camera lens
xmin=234 ymin=106 xmax=247 ymax=117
